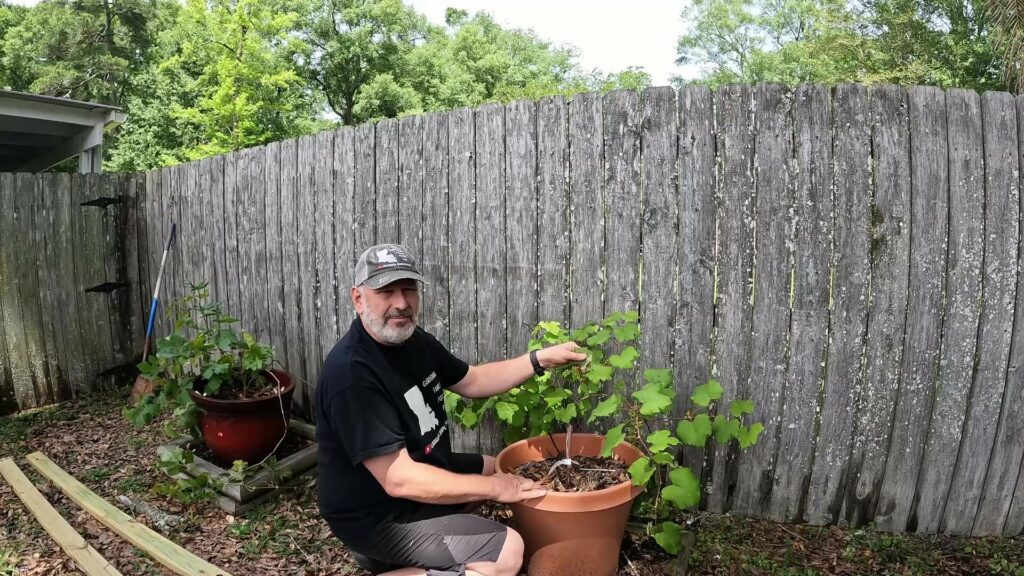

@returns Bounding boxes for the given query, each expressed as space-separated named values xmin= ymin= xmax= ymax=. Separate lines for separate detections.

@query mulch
xmin=1 ymin=388 xmax=1021 ymax=575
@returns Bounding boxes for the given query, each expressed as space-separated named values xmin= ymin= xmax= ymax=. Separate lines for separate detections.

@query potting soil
xmin=513 ymin=455 xmax=628 ymax=492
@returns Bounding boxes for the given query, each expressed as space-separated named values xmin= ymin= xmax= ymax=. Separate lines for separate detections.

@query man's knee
xmin=490 ymin=527 xmax=525 ymax=576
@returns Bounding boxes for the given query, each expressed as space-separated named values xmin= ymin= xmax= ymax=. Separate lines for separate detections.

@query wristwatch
xmin=529 ymin=349 xmax=545 ymax=376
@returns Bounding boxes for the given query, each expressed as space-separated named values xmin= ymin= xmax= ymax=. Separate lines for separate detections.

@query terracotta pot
xmin=189 ymin=369 xmax=294 ymax=463
xmin=495 ymin=433 xmax=644 ymax=576
xmin=129 ymin=374 xmax=155 ymax=404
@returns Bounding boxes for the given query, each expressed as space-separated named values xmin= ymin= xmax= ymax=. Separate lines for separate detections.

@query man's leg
xmin=350 ymin=511 xmax=519 ymax=576
xmin=482 ymin=455 xmax=496 ymax=476
xmin=377 ymin=527 xmax=523 ymax=576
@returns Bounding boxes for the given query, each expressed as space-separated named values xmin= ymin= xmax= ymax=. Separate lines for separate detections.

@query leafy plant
xmin=153 ymin=447 xmax=224 ymax=503
xmin=450 ymin=311 xmax=763 ymax=555
xmin=124 ymin=282 xmax=277 ymax=438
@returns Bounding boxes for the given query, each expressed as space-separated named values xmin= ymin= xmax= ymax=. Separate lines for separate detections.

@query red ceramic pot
xmin=189 ymin=369 xmax=295 ymax=463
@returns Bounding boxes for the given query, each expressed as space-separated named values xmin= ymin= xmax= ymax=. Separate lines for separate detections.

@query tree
xmin=676 ymin=0 xmax=1005 ymax=91
xmin=0 ymin=0 xmax=171 ymax=104
xmin=295 ymin=0 xmax=431 ymax=124
xmin=0 ymin=1 xmax=30 ymax=90
xmin=297 ymin=1 xmax=651 ymax=124
xmin=984 ymin=0 xmax=1024 ymax=92
xmin=110 ymin=0 xmax=325 ymax=169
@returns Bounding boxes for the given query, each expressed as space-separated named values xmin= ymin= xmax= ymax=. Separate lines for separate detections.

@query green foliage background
xmin=0 ymin=0 xmax=1018 ymax=173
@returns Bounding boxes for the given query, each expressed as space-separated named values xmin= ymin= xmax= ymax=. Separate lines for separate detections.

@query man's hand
xmin=491 ymin=473 xmax=547 ymax=503
xmin=536 ymin=341 xmax=588 ymax=370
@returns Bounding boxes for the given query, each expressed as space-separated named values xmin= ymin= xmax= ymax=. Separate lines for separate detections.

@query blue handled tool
xmin=141 ymin=222 xmax=176 ymax=362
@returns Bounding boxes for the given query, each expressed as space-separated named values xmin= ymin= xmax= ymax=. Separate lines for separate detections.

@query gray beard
xmin=361 ymin=307 xmax=418 ymax=345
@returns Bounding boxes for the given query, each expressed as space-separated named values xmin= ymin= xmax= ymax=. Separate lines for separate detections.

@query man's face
xmin=352 ymin=278 xmax=421 ymax=345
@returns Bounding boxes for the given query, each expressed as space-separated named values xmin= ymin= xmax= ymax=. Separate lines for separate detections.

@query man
xmin=316 ymin=244 xmax=587 ymax=576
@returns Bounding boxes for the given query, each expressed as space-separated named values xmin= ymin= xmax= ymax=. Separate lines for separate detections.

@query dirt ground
xmin=1 ymin=388 xmax=1021 ymax=576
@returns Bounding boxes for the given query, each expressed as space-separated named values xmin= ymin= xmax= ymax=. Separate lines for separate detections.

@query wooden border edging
xmin=0 ymin=457 xmax=124 ymax=576
xmin=24 ymin=452 xmax=233 ymax=576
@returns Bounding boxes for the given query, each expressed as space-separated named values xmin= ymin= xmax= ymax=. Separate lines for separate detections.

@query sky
xmin=9 ymin=0 xmax=692 ymax=85
xmin=405 ymin=0 xmax=690 ymax=85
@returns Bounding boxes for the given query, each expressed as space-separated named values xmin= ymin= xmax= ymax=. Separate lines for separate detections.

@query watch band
xmin=529 ymin=349 xmax=545 ymax=376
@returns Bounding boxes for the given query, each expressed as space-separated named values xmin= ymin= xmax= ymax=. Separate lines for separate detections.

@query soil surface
xmin=513 ymin=455 xmax=629 ymax=492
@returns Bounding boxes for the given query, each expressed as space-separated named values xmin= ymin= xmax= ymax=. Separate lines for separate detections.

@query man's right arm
xmin=362 ymin=448 xmax=546 ymax=505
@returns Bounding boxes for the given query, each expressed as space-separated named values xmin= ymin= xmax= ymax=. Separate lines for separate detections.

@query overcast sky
xmin=405 ymin=0 xmax=689 ymax=85
xmin=9 ymin=0 xmax=692 ymax=85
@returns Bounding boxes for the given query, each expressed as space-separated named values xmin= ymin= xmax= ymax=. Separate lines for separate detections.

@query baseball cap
xmin=353 ymin=244 xmax=426 ymax=289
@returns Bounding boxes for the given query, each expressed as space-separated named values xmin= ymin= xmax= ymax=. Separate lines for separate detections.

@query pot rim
xmin=495 ymin=432 xmax=645 ymax=512
xmin=189 ymin=368 xmax=294 ymax=406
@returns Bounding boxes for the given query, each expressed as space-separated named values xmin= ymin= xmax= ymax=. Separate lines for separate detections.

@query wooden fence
xmin=0 ymin=173 xmax=147 ymax=413
xmin=2 ymin=83 xmax=1023 ymax=537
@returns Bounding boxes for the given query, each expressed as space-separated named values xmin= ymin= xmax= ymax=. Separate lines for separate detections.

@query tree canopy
xmin=0 ymin=0 xmax=1018 ymax=171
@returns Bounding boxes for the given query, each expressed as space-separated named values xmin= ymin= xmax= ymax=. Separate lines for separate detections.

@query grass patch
xmin=84 ymin=467 xmax=114 ymax=482
xmin=114 ymin=475 xmax=148 ymax=494
xmin=0 ymin=548 xmax=18 ymax=576
xmin=0 ymin=404 xmax=77 ymax=455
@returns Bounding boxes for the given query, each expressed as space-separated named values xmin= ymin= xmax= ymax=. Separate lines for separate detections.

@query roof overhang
xmin=0 ymin=89 xmax=126 ymax=173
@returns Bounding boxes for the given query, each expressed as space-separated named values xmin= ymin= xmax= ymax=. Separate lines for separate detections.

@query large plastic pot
xmin=495 ymin=433 xmax=644 ymax=576
xmin=189 ymin=369 xmax=294 ymax=463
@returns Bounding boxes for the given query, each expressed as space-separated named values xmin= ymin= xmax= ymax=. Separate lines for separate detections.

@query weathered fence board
xmin=970 ymin=92 xmax=1022 ymax=536
xmin=142 ymin=169 xmax=160 ymax=336
xmin=639 ymin=86 xmax=677 ymax=377
xmin=222 ymin=152 xmax=241 ymax=320
xmin=102 ymin=174 xmax=132 ymax=371
xmin=376 ymin=119 xmax=400 ymax=243
xmin=314 ymin=133 xmax=337 ymax=361
xmin=263 ymin=143 xmax=289 ymax=369
xmin=421 ymin=114 xmax=450 ymax=342
xmin=51 ymin=173 xmax=88 ymax=398
xmin=675 ymin=86 xmax=716 ymax=481
xmin=805 ymin=84 xmax=870 ymax=525
xmin=333 ymin=128 xmax=357 ymax=334
xmin=20 ymin=174 xmax=52 ymax=400
xmin=843 ymin=85 xmax=911 ymax=527
xmin=771 ymin=85 xmax=832 ymax=522
xmin=279 ymin=138 xmax=306 ymax=409
xmin=160 ymin=166 xmax=179 ymax=323
xmin=943 ymin=92 xmax=1019 ymax=535
xmin=734 ymin=83 xmax=792 ymax=518
xmin=877 ymin=86 xmax=950 ymax=532
xmin=568 ymin=92 xmax=604 ymax=327
xmin=506 ymin=100 xmax=538 ymax=353
xmin=913 ymin=88 xmax=985 ymax=534
xmin=449 ymin=107 xmax=479 ymax=453
xmin=242 ymin=147 xmax=268 ymax=344
xmin=399 ymin=115 xmax=425 ymax=264
xmin=3 ymin=175 xmax=45 ymax=403
xmin=37 ymin=174 xmax=67 ymax=398
xmin=537 ymin=96 xmax=570 ymax=326
xmin=603 ymin=89 xmax=642 ymax=318
xmin=1004 ymin=95 xmax=1024 ymax=538
xmin=709 ymin=84 xmax=755 ymax=513
xmin=0 ymin=174 xmax=28 ymax=409
xmin=123 ymin=174 xmax=147 ymax=359
xmin=476 ymin=103 xmax=507 ymax=456
xmin=354 ymin=124 xmax=376 ymax=251
xmin=80 ymin=175 xmax=118 ymax=390
xmin=206 ymin=156 xmax=227 ymax=313
xmin=297 ymin=135 xmax=320 ymax=387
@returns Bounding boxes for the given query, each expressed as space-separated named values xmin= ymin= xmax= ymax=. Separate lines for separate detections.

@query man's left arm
xmin=448 ymin=342 xmax=586 ymax=399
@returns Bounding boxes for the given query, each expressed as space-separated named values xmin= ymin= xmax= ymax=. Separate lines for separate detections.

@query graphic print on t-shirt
xmin=403 ymin=385 xmax=439 ymax=435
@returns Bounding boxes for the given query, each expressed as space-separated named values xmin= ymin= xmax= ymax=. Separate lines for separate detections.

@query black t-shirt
xmin=316 ymin=318 xmax=476 ymax=533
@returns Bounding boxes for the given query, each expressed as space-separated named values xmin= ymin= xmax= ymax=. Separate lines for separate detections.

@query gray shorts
xmin=333 ymin=505 xmax=507 ymax=576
